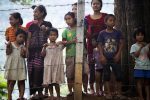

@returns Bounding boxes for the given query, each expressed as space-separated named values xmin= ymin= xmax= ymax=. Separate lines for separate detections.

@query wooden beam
xmin=74 ymin=0 xmax=85 ymax=100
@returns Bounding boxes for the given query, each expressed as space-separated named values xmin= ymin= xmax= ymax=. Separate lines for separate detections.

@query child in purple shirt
xmin=97 ymin=14 xmax=124 ymax=99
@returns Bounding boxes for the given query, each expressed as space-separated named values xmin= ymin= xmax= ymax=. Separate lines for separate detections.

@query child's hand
xmin=62 ymin=41 xmax=67 ymax=45
xmin=56 ymin=41 xmax=63 ymax=45
xmin=5 ymin=36 xmax=9 ymax=41
xmin=45 ymin=27 xmax=50 ymax=32
xmin=140 ymin=42 xmax=146 ymax=48
xmin=100 ymin=55 xmax=107 ymax=65
xmin=43 ymin=43 xmax=49 ymax=48
xmin=5 ymin=41 xmax=11 ymax=48
xmin=41 ymin=25 xmax=46 ymax=31
xmin=41 ymin=44 xmax=47 ymax=57
xmin=6 ymin=42 xmax=13 ymax=55
xmin=72 ymin=37 xmax=77 ymax=43
xmin=20 ymin=47 xmax=26 ymax=58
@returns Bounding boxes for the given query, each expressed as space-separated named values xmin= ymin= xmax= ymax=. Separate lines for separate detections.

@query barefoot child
xmin=4 ymin=28 xmax=27 ymax=100
xmin=97 ymin=14 xmax=124 ymax=99
xmin=130 ymin=27 xmax=150 ymax=100
xmin=62 ymin=12 xmax=77 ymax=96
xmin=42 ymin=28 xmax=65 ymax=99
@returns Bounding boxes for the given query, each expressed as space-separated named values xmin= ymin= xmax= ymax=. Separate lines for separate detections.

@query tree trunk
xmin=114 ymin=0 xmax=150 ymax=96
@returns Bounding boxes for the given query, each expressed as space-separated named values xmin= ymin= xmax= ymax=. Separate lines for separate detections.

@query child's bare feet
xmin=89 ymin=89 xmax=95 ymax=95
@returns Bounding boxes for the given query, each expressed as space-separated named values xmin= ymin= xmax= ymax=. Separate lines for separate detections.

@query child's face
xmin=91 ymin=0 xmax=101 ymax=12
xmin=72 ymin=5 xmax=77 ymax=15
xmin=16 ymin=33 xmax=25 ymax=44
xmin=136 ymin=32 xmax=144 ymax=42
xmin=49 ymin=31 xmax=58 ymax=42
xmin=105 ymin=16 xmax=116 ymax=28
xmin=33 ymin=7 xmax=43 ymax=20
xmin=65 ymin=15 xmax=75 ymax=26
xmin=9 ymin=15 xmax=19 ymax=26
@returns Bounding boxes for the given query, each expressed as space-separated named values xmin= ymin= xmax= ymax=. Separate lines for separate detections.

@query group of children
xmin=3 ymin=0 xmax=150 ymax=100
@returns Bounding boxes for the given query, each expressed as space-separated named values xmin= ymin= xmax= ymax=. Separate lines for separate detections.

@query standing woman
xmin=84 ymin=0 xmax=107 ymax=94
xmin=27 ymin=5 xmax=52 ymax=98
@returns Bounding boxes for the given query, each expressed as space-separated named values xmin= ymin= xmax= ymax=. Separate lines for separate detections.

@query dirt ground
xmin=30 ymin=94 xmax=139 ymax=100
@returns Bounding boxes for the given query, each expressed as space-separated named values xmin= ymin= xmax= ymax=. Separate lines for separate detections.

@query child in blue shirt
xmin=97 ymin=14 xmax=124 ymax=99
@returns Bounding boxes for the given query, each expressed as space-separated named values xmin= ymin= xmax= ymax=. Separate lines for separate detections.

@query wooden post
xmin=74 ymin=0 xmax=85 ymax=100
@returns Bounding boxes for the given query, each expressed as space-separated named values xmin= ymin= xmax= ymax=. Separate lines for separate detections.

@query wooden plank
xmin=74 ymin=0 xmax=85 ymax=100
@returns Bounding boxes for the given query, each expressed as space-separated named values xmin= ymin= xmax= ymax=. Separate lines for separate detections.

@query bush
xmin=0 ymin=73 xmax=7 ymax=99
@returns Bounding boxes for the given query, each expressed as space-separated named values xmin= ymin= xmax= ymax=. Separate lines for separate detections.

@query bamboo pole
xmin=74 ymin=0 xmax=85 ymax=100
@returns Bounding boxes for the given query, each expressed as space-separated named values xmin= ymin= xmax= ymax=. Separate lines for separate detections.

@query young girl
xmin=130 ymin=27 xmax=150 ymax=100
xmin=84 ymin=0 xmax=107 ymax=94
xmin=5 ymin=12 xmax=26 ymax=42
xmin=42 ymin=28 xmax=65 ymax=99
xmin=62 ymin=12 xmax=77 ymax=96
xmin=93 ymin=46 xmax=103 ymax=96
xmin=72 ymin=2 xmax=77 ymax=17
xmin=4 ymin=28 xmax=27 ymax=100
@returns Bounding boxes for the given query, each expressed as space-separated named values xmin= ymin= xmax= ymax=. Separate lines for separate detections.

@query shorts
xmin=134 ymin=69 xmax=150 ymax=78
xmin=103 ymin=60 xmax=122 ymax=82
xmin=65 ymin=56 xmax=75 ymax=79
xmin=95 ymin=69 xmax=103 ymax=73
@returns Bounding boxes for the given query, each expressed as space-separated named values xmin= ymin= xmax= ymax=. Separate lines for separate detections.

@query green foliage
xmin=0 ymin=73 xmax=7 ymax=99
xmin=10 ymin=0 xmax=33 ymax=5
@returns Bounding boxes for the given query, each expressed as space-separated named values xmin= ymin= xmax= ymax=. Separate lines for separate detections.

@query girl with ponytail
xmin=5 ymin=12 xmax=26 ymax=42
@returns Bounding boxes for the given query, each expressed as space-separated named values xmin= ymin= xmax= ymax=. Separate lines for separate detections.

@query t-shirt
xmin=97 ymin=29 xmax=123 ymax=59
xmin=26 ymin=21 xmax=34 ymax=29
xmin=84 ymin=13 xmax=107 ymax=39
xmin=28 ymin=21 xmax=52 ymax=49
xmin=5 ymin=26 xmax=26 ymax=42
xmin=84 ymin=13 xmax=107 ymax=56
xmin=62 ymin=28 xmax=76 ymax=57
xmin=130 ymin=43 xmax=150 ymax=70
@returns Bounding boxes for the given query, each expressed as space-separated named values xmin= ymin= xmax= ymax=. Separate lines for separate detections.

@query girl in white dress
xmin=41 ymin=28 xmax=65 ymax=99
xmin=4 ymin=28 xmax=27 ymax=100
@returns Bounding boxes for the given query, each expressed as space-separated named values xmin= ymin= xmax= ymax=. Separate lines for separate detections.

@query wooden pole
xmin=74 ymin=0 xmax=85 ymax=100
